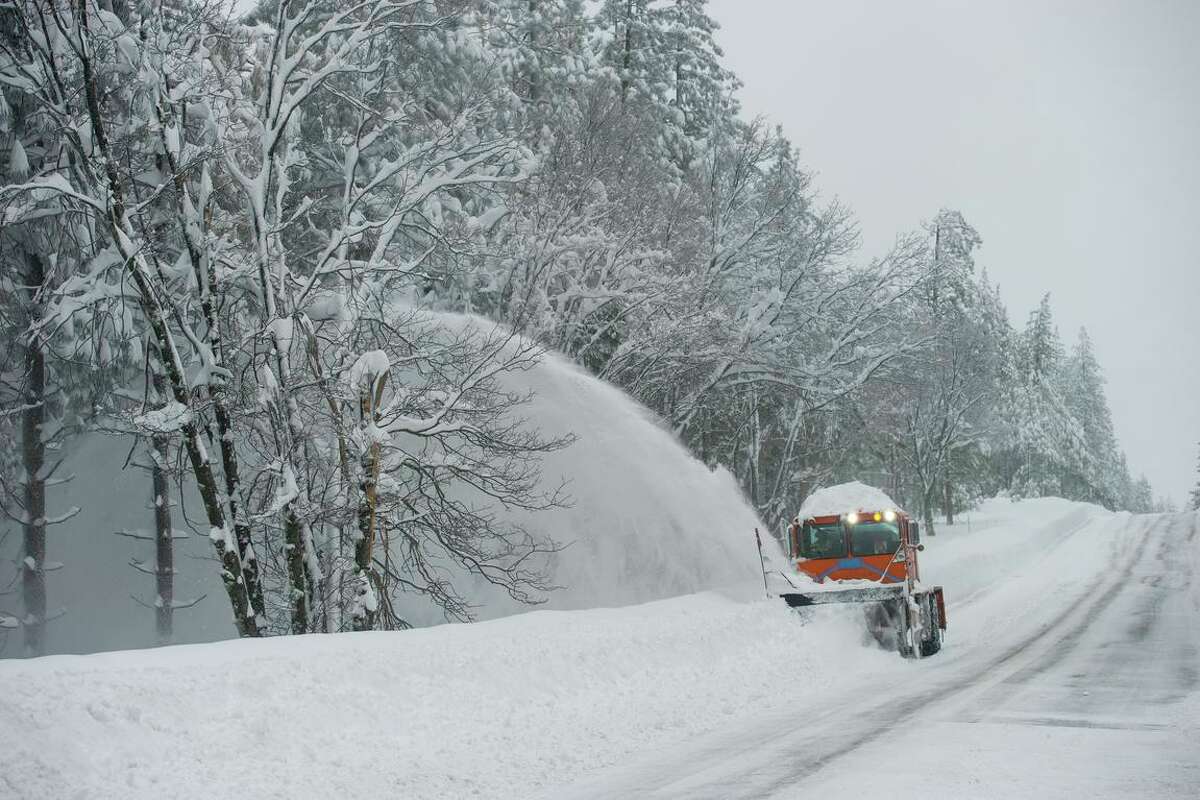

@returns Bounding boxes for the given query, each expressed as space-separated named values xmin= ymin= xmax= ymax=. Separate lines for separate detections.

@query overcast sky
xmin=707 ymin=0 xmax=1200 ymax=504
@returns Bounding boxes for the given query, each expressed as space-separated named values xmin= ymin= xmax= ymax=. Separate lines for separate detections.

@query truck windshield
xmin=800 ymin=522 xmax=847 ymax=559
xmin=850 ymin=521 xmax=901 ymax=556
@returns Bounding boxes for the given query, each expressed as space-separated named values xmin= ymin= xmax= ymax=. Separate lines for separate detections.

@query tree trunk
xmin=353 ymin=452 xmax=379 ymax=631
xmin=352 ymin=371 xmax=387 ymax=632
xmin=620 ymin=0 xmax=634 ymax=99
xmin=922 ymin=485 xmax=937 ymax=538
xmin=269 ymin=351 xmax=311 ymax=635
xmin=150 ymin=435 xmax=174 ymax=644
xmin=256 ymin=238 xmax=311 ymax=636
xmin=285 ymin=508 xmax=309 ymax=634
xmin=144 ymin=347 xmax=179 ymax=644
xmin=526 ymin=0 xmax=540 ymax=103
xmin=943 ymin=480 xmax=954 ymax=526
xmin=215 ymin=397 xmax=266 ymax=632
xmin=21 ymin=253 xmax=46 ymax=657
xmin=303 ymin=323 xmax=351 ymax=632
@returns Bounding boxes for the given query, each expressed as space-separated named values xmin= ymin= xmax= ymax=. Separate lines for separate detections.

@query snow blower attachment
xmin=782 ymin=485 xmax=946 ymax=658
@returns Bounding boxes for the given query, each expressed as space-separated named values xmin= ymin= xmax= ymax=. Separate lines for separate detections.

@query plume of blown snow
xmin=400 ymin=311 xmax=779 ymax=624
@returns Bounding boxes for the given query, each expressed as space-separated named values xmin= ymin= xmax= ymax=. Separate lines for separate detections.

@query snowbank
xmin=0 ymin=496 xmax=1170 ymax=800
xmin=0 ymin=594 xmax=879 ymax=800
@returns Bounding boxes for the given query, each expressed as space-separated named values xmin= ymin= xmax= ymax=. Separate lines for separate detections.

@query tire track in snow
xmin=739 ymin=513 xmax=1163 ymax=797
xmin=947 ymin=513 xmax=1170 ymax=719
xmin=552 ymin=512 xmax=1159 ymax=800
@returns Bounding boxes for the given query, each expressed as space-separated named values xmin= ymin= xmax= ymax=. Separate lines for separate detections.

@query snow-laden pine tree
xmin=112 ymin=346 xmax=206 ymax=646
xmin=595 ymin=0 xmax=735 ymax=151
xmin=0 ymin=21 xmax=90 ymax=654
xmin=970 ymin=270 xmax=1021 ymax=498
xmin=1061 ymin=328 xmax=1121 ymax=507
xmin=1129 ymin=475 xmax=1155 ymax=514
xmin=1003 ymin=295 xmax=1086 ymax=498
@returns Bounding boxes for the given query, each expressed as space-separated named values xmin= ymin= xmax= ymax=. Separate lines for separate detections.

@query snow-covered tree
xmin=1000 ymin=295 xmax=1085 ymax=499
xmin=0 ymin=13 xmax=89 ymax=654
xmin=1128 ymin=474 xmax=1155 ymax=514
xmin=1061 ymin=328 xmax=1120 ymax=506
xmin=889 ymin=210 xmax=988 ymax=533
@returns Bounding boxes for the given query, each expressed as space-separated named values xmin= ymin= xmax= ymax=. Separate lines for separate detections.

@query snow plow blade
xmin=780 ymin=584 xmax=905 ymax=607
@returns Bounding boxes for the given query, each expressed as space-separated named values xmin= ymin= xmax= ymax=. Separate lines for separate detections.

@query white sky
xmin=708 ymin=0 xmax=1200 ymax=504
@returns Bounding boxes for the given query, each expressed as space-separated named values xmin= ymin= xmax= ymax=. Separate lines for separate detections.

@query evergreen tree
xmin=1006 ymin=295 xmax=1085 ymax=499
xmin=1129 ymin=475 xmax=1155 ymax=514
xmin=0 ymin=38 xmax=86 ymax=654
xmin=595 ymin=0 xmax=735 ymax=163
xmin=1061 ymin=328 xmax=1120 ymax=506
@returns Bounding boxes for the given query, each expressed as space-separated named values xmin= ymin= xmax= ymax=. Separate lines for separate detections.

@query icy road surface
xmin=552 ymin=510 xmax=1200 ymax=800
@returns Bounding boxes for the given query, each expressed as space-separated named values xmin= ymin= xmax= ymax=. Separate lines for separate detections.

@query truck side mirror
xmin=910 ymin=521 xmax=921 ymax=545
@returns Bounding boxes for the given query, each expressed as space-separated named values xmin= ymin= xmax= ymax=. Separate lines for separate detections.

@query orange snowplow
xmin=782 ymin=505 xmax=946 ymax=658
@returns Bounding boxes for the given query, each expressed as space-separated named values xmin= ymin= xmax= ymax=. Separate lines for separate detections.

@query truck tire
xmin=918 ymin=626 xmax=942 ymax=657
xmin=918 ymin=593 xmax=942 ymax=657
xmin=897 ymin=597 xmax=916 ymax=659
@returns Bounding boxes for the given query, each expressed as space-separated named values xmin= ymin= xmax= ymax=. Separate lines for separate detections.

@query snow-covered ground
xmin=2 ymin=498 xmax=1197 ymax=799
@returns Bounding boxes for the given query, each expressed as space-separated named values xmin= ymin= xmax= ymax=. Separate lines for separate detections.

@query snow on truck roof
xmin=796 ymin=481 xmax=904 ymax=519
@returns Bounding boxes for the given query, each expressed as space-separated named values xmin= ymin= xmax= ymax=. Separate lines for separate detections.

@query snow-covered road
xmin=551 ymin=510 xmax=1200 ymax=799
xmin=2 ymin=500 xmax=1197 ymax=799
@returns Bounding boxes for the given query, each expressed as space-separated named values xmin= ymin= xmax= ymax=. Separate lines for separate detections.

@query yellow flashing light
xmin=873 ymin=511 xmax=882 ymax=522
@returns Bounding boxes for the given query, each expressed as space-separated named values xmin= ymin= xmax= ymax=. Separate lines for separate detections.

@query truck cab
xmin=787 ymin=509 xmax=921 ymax=585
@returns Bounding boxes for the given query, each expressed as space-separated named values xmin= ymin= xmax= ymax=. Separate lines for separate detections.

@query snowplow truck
xmin=783 ymin=505 xmax=946 ymax=658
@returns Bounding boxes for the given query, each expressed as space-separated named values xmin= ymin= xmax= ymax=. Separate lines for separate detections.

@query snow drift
xmin=0 ymin=594 xmax=874 ymax=800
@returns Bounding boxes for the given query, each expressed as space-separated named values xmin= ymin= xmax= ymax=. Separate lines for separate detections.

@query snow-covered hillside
xmin=7 ymin=497 xmax=1192 ymax=800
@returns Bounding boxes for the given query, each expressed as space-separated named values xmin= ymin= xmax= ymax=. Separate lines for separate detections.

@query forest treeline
xmin=0 ymin=0 xmax=1164 ymax=653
